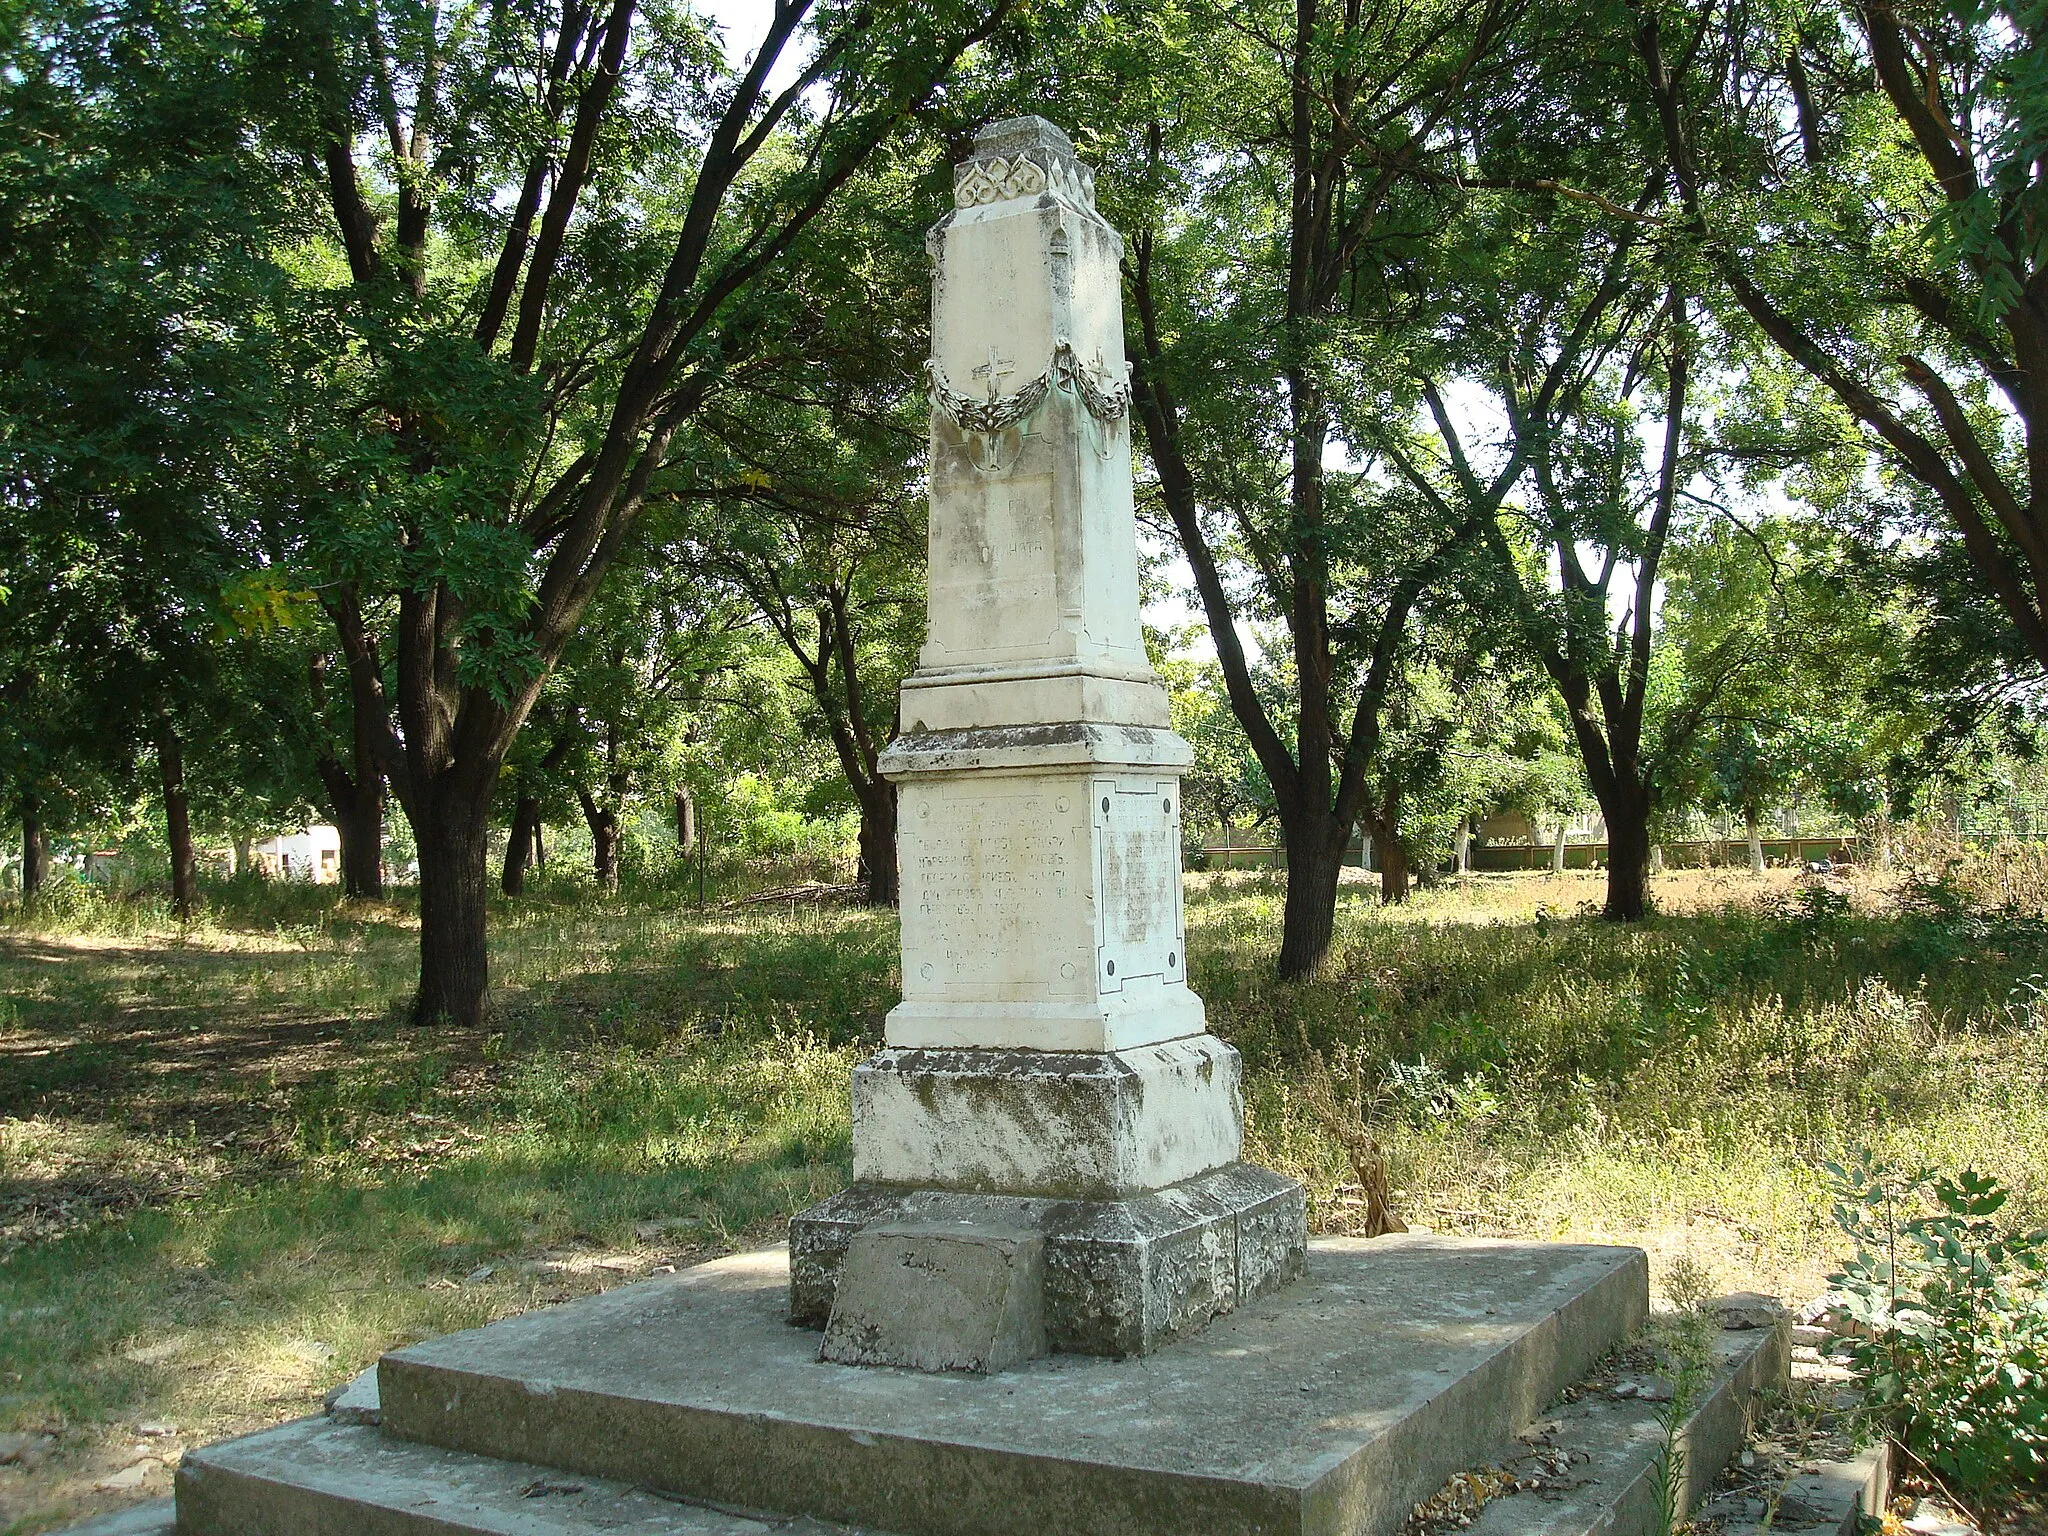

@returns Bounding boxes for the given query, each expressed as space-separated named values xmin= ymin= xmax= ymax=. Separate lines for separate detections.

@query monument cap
xmin=972 ymin=114 xmax=1076 ymax=160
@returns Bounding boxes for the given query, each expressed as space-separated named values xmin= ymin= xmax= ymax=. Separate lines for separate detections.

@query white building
xmin=254 ymin=825 xmax=343 ymax=882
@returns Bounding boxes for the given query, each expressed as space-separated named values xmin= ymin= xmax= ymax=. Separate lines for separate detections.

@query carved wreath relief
xmin=951 ymin=149 xmax=1096 ymax=210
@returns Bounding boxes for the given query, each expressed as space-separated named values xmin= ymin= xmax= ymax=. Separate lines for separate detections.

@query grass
xmin=3 ymin=856 xmax=2047 ymax=1530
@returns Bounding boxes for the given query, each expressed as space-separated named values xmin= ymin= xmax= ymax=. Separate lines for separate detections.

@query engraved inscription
xmin=900 ymin=784 xmax=1088 ymax=1000
xmin=927 ymin=471 xmax=1059 ymax=659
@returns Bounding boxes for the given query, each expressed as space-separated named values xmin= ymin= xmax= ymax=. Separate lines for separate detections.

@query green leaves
xmin=1822 ymin=1151 xmax=2048 ymax=1512
xmin=217 ymin=572 xmax=320 ymax=634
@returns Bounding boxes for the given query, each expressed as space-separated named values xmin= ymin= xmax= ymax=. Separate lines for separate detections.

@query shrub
xmin=1824 ymin=1153 xmax=2048 ymax=1514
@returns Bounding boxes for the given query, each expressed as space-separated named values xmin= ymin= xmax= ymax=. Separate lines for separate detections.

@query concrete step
xmin=1458 ymin=1319 xmax=1789 ymax=1535
xmin=1702 ymin=1440 xmax=1891 ymax=1536
xmin=369 ymin=1236 xmax=1647 ymax=1536
xmin=176 ymin=1415 xmax=889 ymax=1535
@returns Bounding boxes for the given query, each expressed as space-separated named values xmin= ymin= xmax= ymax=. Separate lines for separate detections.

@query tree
xmin=1090 ymin=0 xmax=1525 ymax=975
xmin=1 ymin=0 xmax=303 ymax=915
xmin=247 ymin=0 xmax=1013 ymax=1023
xmin=1663 ymin=518 xmax=1945 ymax=865
xmin=1634 ymin=0 xmax=2048 ymax=678
xmin=688 ymin=322 xmax=925 ymax=901
xmin=547 ymin=555 xmax=751 ymax=892
xmin=1362 ymin=2 xmax=1777 ymax=919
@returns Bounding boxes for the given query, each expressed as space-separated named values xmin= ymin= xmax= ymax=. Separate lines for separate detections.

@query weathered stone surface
xmin=912 ymin=116 xmax=1145 ymax=725
xmin=175 ymin=1417 xmax=881 ymax=1535
xmin=791 ymin=118 xmax=1303 ymax=1365
xmin=1038 ymin=1160 xmax=1305 ymax=1355
xmin=822 ymin=1223 xmax=1047 ymax=1373
xmin=369 ymin=1236 xmax=1648 ymax=1536
xmin=789 ymin=1162 xmax=1303 ymax=1352
xmin=1712 ymin=1290 xmax=1786 ymax=1330
xmin=879 ymin=115 xmax=1201 ymax=1060
xmin=883 ymin=763 xmax=1205 ymax=1054
xmin=850 ymin=1038 xmax=1241 ymax=1198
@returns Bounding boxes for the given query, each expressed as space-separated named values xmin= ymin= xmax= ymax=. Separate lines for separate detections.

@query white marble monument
xmin=790 ymin=116 xmax=1305 ymax=1365
xmin=168 ymin=122 xmax=1682 ymax=1536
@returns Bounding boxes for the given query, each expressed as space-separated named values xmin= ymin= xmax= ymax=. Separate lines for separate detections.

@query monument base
xmin=850 ymin=1039 xmax=1245 ymax=1199
xmin=790 ymin=1161 xmax=1305 ymax=1358
xmin=174 ymin=1236 xmax=1698 ymax=1536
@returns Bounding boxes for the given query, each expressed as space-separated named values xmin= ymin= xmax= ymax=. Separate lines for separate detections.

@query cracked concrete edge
xmin=1712 ymin=1439 xmax=1893 ymax=1536
xmin=324 ymin=1364 xmax=381 ymax=1425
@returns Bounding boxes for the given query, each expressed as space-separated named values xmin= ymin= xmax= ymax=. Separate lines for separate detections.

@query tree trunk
xmin=317 ymin=756 xmax=386 ymax=899
xmin=233 ymin=834 xmax=254 ymax=877
xmin=312 ymin=649 xmax=388 ymax=899
xmin=533 ymin=814 xmax=546 ymax=870
xmin=155 ymin=711 xmax=197 ymax=920
xmin=577 ymin=786 xmax=620 ymax=894
xmin=675 ymin=788 xmax=696 ymax=854
xmin=1378 ymin=835 xmax=1411 ymax=903
xmin=1552 ymin=820 xmax=1568 ymax=875
xmin=1456 ymin=819 xmax=1471 ymax=875
xmin=501 ymin=794 xmax=538 ymax=897
xmin=1746 ymin=809 xmax=1765 ymax=874
xmin=1277 ymin=808 xmax=1348 ymax=978
xmin=413 ymin=798 xmax=492 ymax=1027
xmin=856 ymin=779 xmax=898 ymax=906
xmin=1601 ymin=790 xmax=1653 ymax=921
xmin=20 ymin=793 xmax=48 ymax=899
xmin=338 ymin=781 xmax=384 ymax=898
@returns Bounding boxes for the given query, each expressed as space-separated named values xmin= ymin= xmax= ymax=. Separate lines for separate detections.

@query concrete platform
xmin=346 ymin=1235 xmax=1647 ymax=1536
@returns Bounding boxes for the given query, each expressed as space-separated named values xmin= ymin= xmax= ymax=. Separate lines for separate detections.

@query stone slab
xmin=324 ymin=1363 xmax=381 ymax=1424
xmin=789 ymin=1161 xmax=1305 ymax=1353
xmin=374 ymin=1235 xmax=1648 ymax=1536
xmin=174 ymin=1416 xmax=888 ymax=1535
xmin=877 ymin=722 xmax=1189 ymax=776
xmin=850 ymin=1038 xmax=1242 ymax=1198
xmin=894 ymin=673 xmax=1172 ymax=734
xmin=883 ymin=765 xmax=1204 ymax=1054
xmin=1466 ymin=1316 xmax=1788 ymax=1534
xmin=821 ymin=1223 xmax=1047 ymax=1373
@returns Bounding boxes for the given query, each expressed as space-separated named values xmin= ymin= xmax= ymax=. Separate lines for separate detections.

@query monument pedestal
xmin=179 ymin=1237 xmax=1676 ymax=1536
xmin=792 ymin=1162 xmax=1305 ymax=1358
xmin=786 ymin=119 xmax=1310 ymax=1361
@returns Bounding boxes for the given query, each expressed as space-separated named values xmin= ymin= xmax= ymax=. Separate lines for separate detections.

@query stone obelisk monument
xmin=790 ymin=116 xmax=1305 ymax=1369
xmin=166 ymin=121 xmax=1675 ymax=1536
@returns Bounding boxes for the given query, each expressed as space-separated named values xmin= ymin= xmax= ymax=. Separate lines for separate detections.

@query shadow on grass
xmin=0 ymin=1024 xmax=852 ymax=1434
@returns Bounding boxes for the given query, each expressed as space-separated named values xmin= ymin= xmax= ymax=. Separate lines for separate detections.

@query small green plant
xmin=1823 ymin=1151 xmax=2048 ymax=1516
xmin=1649 ymin=1256 xmax=1721 ymax=1536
